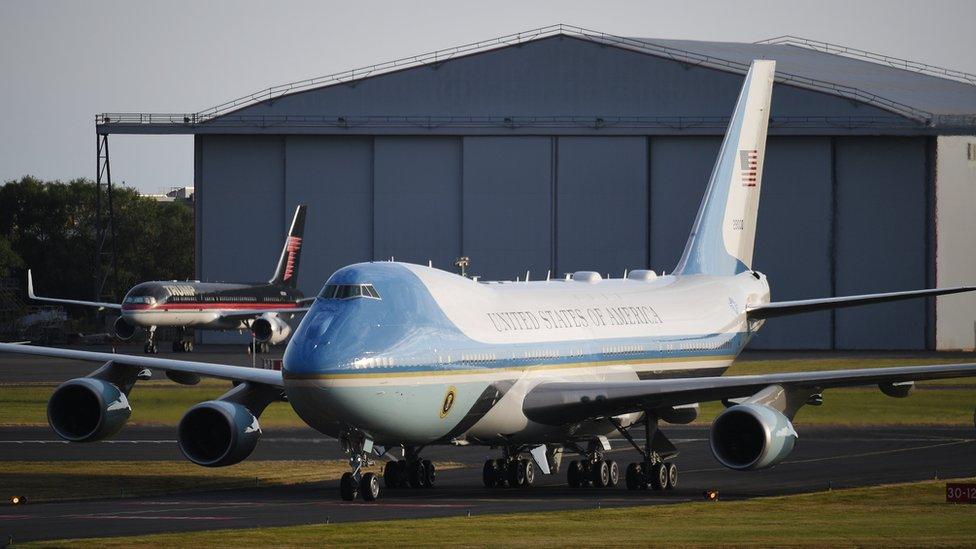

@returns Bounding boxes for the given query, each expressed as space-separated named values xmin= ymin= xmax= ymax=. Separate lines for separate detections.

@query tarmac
xmin=1 ymin=345 xmax=974 ymax=542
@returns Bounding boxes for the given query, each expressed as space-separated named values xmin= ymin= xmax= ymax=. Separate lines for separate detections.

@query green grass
xmin=0 ymin=460 xmax=462 ymax=503
xmin=2 ymin=357 xmax=974 ymax=427
xmin=31 ymin=478 xmax=976 ymax=548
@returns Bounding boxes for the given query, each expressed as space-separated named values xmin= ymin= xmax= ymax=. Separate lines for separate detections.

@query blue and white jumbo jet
xmin=3 ymin=59 xmax=976 ymax=502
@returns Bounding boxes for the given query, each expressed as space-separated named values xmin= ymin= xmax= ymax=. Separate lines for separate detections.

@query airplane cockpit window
xmin=123 ymin=296 xmax=157 ymax=305
xmin=319 ymin=284 xmax=381 ymax=300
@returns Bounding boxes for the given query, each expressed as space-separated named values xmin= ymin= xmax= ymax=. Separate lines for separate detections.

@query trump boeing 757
xmin=3 ymin=59 xmax=975 ymax=502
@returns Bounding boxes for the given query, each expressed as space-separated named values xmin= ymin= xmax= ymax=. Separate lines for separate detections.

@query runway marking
xmin=64 ymin=515 xmax=234 ymax=521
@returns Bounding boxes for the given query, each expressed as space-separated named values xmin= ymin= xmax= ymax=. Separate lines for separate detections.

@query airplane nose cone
xmin=283 ymin=303 xmax=336 ymax=376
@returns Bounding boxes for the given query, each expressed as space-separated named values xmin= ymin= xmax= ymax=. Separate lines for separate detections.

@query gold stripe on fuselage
xmin=282 ymin=353 xmax=736 ymax=380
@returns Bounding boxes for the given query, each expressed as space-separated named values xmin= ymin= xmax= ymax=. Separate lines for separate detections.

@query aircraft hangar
xmin=97 ymin=25 xmax=976 ymax=350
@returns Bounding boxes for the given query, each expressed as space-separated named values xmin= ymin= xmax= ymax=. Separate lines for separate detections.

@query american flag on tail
xmin=740 ymin=149 xmax=758 ymax=187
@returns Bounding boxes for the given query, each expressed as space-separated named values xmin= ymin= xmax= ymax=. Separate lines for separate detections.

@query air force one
xmin=27 ymin=205 xmax=311 ymax=354
xmin=5 ymin=59 xmax=976 ymax=502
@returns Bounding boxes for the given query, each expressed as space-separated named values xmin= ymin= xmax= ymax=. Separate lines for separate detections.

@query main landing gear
xmin=611 ymin=414 xmax=679 ymax=492
xmin=143 ymin=326 xmax=158 ymax=354
xmin=382 ymin=447 xmax=436 ymax=490
xmin=171 ymin=326 xmax=193 ymax=353
xmin=482 ymin=445 xmax=536 ymax=488
xmin=248 ymin=341 xmax=271 ymax=354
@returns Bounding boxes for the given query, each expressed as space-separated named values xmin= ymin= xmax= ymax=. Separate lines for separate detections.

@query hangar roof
xmin=638 ymin=36 xmax=976 ymax=118
xmin=97 ymin=25 xmax=976 ymax=135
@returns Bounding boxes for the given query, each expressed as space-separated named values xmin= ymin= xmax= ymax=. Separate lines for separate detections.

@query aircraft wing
xmin=522 ymin=361 xmax=976 ymax=425
xmin=0 ymin=342 xmax=283 ymax=387
xmin=28 ymin=270 xmax=122 ymax=310
xmin=746 ymin=286 xmax=976 ymax=320
xmin=219 ymin=307 xmax=311 ymax=321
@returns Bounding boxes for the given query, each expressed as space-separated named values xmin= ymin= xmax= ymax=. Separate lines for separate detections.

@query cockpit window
xmin=124 ymin=296 xmax=157 ymax=305
xmin=319 ymin=284 xmax=380 ymax=300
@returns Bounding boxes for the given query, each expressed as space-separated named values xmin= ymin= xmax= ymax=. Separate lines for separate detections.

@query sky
xmin=1 ymin=0 xmax=974 ymax=194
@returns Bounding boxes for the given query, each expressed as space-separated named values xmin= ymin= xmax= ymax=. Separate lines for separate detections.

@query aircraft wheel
xmin=520 ymin=459 xmax=535 ymax=487
xmin=650 ymin=462 xmax=668 ymax=491
xmin=360 ymin=472 xmax=380 ymax=502
xmin=592 ymin=460 xmax=610 ymax=488
xmin=607 ymin=460 xmax=620 ymax=487
xmin=422 ymin=459 xmax=436 ymax=488
xmin=507 ymin=459 xmax=526 ymax=487
xmin=493 ymin=459 xmax=508 ymax=487
xmin=407 ymin=460 xmax=425 ymax=488
xmin=184 ymin=340 xmax=193 ymax=352
xmin=625 ymin=462 xmax=641 ymax=490
xmin=339 ymin=472 xmax=359 ymax=501
xmin=383 ymin=461 xmax=399 ymax=489
xmin=665 ymin=462 xmax=678 ymax=490
xmin=396 ymin=460 xmax=409 ymax=487
xmin=567 ymin=460 xmax=582 ymax=488
xmin=482 ymin=459 xmax=498 ymax=488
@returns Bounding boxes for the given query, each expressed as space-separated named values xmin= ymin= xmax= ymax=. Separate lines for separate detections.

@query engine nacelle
xmin=709 ymin=403 xmax=797 ymax=471
xmin=113 ymin=317 xmax=137 ymax=341
xmin=47 ymin=378 xmax=131 ymax=442
xmin=252 ymin=314 xmax=291 ymax=345
xmin=178 ymin=400 xmax=261 ymax=467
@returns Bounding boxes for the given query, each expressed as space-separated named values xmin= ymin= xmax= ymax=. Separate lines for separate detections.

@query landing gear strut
xmin=338 ymin=433 xmax=387 ymax=502
xmin=382 ymin=446 xmax=436 ymax=490
xmin=482 ymin=446 xmax=536 ymax=489
xmin=613 ymin=414 xmax=679 ymax=491
xmin=143 ymin=326 xmax=158 ymax=354
xmin=171 ymin=326 xmax=193 ymax=353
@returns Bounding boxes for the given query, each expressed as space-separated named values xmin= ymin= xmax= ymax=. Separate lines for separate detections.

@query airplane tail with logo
xmin=674 ymin=60 xmax=775 ymax=277
xmin=270 ymin=205 xmax=307 ymax=289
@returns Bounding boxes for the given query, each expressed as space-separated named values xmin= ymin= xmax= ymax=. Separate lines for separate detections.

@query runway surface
xmin=2 ymin=425 xmax=974 ymax=542
xmin=2 ymin=347 xmax=975 ymax=542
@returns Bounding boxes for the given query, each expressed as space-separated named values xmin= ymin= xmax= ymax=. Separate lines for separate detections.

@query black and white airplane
xmin=28 ymin=205 xmax=311 ymax=354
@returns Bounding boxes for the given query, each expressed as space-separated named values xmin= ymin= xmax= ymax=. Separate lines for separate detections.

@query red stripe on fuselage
xmin=122 ymin=302 xmax=300 ymax=312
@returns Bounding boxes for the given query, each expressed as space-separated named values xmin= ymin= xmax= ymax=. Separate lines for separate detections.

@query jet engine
xmin=178 ymin=400 xmax=262 ymax=467
xmin=251 ymin=313 xmax=291 ymax=345
xmin=47 ymin=378 xmax=131 ymax=442
xmin=709 ymin=403 xmax=797 ymax=470
xmin=113 ymin=317 xmax=137 ymax=341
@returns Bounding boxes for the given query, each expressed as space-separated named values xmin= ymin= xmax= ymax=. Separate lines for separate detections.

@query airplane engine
xmin=178 ymin=400 xmax=261 ymax=467
xmin=47 ymin=378 xmax=131 ymax=442
xmin=252 ymin=314 xmax=291 ymax=345
xmin=709 ymin=403 xmax=797 ymax=470
xmin=113 ymin=317 xmax=137 ymax=341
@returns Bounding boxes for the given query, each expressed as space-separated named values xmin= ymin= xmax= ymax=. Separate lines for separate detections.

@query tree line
xmin=0 ymin=176 xmax=193 ymax=306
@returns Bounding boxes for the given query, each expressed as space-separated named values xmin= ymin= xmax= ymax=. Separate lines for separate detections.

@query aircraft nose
xmin=283 ymin=304 xmax=336 ymax=376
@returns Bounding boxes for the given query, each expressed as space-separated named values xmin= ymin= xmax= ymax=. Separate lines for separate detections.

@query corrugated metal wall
xmin=196 ymin=134 xmax=932 ymax=349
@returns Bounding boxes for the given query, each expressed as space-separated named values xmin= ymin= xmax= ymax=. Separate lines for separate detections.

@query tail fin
xmin=674 ymin=60 xmax=775 ymax=276
xmin=270 ymin=205 xmax=307 ymax=288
